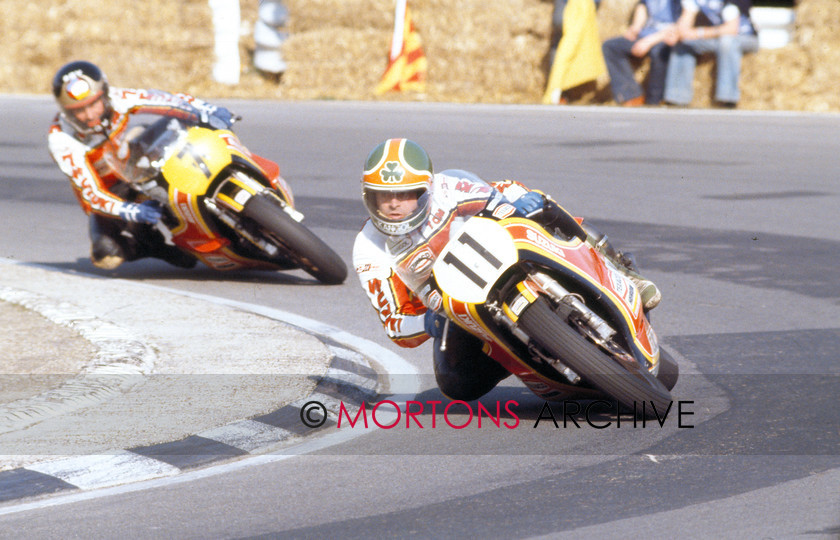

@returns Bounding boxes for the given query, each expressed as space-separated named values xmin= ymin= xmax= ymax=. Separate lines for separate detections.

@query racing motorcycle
xmin=109 ymin=115 xmax=347 ymax=284
xmin=425 ymin=212 xmax=678 ymax=416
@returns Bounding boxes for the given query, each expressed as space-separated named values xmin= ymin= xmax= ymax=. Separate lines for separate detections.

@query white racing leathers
xmin=47 ymin=87 xmax=223 ymax=219
xmin=353 ymin=169 xmax=533 ymax=348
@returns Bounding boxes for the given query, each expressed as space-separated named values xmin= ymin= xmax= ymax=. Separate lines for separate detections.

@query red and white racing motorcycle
xmin=428 ymin=212 xmax=678 ymax=416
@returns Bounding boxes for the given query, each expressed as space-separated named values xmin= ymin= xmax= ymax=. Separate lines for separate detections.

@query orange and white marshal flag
xmin=375 ymin=0 xmax=427 ymax=94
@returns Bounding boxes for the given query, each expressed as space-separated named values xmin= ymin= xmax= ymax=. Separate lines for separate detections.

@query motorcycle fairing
xmin=168 ymin=189 xmax=261 ymax=270
xmin=162 ymin=127 xmax=244 ymax=196
xmin=443 ymin=292 xmax=602 ymax=401
xmin=248 ymin=153 xmax=295 ymax=207
xmin=433 ymin=217 xmax=659 ymax=384
xmin=149 ymin=125 xmax=293 ymax=270
xmin=502 ymin=219 xmax=659 ymax=365
xmin=433 ymin=216 xmax=519 ymax=303
xmin=211 ymin=163 xmax=274 ymax=213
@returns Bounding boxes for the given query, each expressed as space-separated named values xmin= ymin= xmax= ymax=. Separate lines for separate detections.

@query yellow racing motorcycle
xmin=112 ymin=116 xmax=347 ymax=284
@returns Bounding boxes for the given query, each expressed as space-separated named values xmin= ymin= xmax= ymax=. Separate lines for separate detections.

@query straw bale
xmin=280 ymin=28 xmax=389 ymax=100
xmin=0 ymin=0 xmax=836 ymax=112
xmin=597 ymin=0 xmax=640 ymax=39
xmin=284 ymin=0 xmax=394 ymax=32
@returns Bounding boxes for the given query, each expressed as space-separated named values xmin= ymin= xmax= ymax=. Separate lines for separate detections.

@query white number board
xmin=433 ymin=218 xmax=519 ymax=304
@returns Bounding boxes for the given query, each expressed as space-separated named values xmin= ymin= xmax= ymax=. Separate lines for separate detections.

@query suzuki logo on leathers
xmin=380 ymin=162 xmax=405 ymax=183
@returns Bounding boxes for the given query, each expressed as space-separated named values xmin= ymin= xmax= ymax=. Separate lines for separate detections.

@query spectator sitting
xmin=663 ymin=0 xmax=758 ymax=108
xmin=602 ymin=0 xmax=682 ymax=106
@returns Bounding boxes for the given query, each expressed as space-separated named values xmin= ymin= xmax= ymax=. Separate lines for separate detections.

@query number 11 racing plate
xmin=433 ymin=217 xmax=519 ymax=304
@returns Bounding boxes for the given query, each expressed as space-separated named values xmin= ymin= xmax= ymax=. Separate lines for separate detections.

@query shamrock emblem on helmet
xmin=380 ymin=161 xmax=405 ymax=183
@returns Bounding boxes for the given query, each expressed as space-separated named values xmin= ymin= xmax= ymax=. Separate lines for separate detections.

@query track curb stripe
xmin=0 ymin=342 xmax=382 ymax=502
xmin=0 ymin=260 xmax=420 ymax=505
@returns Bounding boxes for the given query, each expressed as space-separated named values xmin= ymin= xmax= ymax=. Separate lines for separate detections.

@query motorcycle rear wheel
xmin=241 ymin=194 xmax=347 ymax=284
xmin=518 ymin=296 xmax=672 ymax=418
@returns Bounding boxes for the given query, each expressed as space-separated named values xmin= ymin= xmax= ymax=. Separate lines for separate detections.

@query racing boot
xmin=90 ymin=215 xmax=131 ymax=269
xmin=582 ymin=223 xmax=661 ymax=311
xmin=620 ymin=262 xmax=661 ymax=311
xmin=91 ymin=235 xmax=126 ymax=270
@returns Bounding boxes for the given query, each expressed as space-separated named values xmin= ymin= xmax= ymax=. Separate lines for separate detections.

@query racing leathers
xmin=47 ymin=87 xmax=233 ymax=269
xmin=353 ymin=169 xmax=584 ymax=400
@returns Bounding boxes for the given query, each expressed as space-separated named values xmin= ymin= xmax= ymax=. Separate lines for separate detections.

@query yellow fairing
xmin=162 ymin=127 xmax=239 ymax=196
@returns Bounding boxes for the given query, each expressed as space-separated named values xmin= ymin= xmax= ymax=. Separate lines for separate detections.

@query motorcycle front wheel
xmin=517 ymin=296 xmax=673 ymax=418
xmin=656 ymin=347 xmax=679 ymax=391
xmin=241 ymin=194 xmax=348 ymax=285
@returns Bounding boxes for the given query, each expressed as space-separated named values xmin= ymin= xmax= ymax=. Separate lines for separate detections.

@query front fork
xmin=487 ymin=270 xmax=653 ymax=384
xmin=202 ymin=170 xmax=303 ymax=257
xmin=531 ymin=271 xmax=647 ymax=369
xmin=437 ymin=318 xmax=451 ymax=352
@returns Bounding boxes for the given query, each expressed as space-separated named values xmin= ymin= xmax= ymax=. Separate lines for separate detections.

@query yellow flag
xmin=375 ymin=0 xmax=428 ymax=95
xmin=543 ymin=0 xmax=607 ymax=104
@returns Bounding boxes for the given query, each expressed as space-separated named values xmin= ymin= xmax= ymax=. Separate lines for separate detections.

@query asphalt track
xmin=0 ymin=96 xmax=837 ymax=538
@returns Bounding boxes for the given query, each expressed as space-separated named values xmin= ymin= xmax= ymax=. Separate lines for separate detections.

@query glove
xmin=424 ymin=310 xmax=447 ymax=339
xmin=200 ymin=106 xmax=235 ymax=130
xmin=120 ymin=200 xmax=162 ymax=225
xmin=510 ymin=191 xmax=545 ymax=218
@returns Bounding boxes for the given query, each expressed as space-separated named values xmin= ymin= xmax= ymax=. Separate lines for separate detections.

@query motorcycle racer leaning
xmin=353 ymin=138 xmax=662 ymax=401
xmin=47 ymin=60 xmax=237 ymax=270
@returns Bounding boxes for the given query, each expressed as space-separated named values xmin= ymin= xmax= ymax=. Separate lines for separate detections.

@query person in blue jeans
xmin=663 ymin=0 xmax=758 ymax=107
xmin=602 ymin=0 xmax=682 ymax=106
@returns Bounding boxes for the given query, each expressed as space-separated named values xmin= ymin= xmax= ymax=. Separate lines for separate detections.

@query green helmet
xmin=362 ymin=138 xmax=434 ymax=235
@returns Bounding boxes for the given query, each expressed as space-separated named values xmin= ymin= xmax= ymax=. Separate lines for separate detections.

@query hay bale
xmin=284 ymin=0 xmax=394 ymax=32
xmin=0 ymin=0 xmax=836 ymax=111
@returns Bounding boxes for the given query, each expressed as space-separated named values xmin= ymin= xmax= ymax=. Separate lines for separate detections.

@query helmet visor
xmin=62 ymin=93 xmax=108 ymax=134
xmin=363 ymin=187 xmax=430 ymax=235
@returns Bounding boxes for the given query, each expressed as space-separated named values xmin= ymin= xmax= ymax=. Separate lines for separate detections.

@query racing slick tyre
xmin=518 ymin=296 xmax=672 ymax=418
xmin=241 ymin=194 xmax=348 ymax=285
xmin=656 ymin=347 xmax=679 ymax=391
